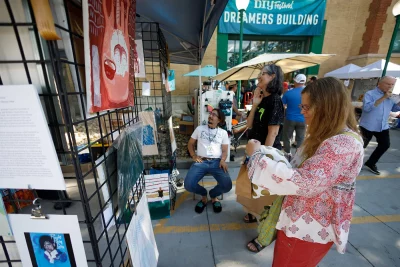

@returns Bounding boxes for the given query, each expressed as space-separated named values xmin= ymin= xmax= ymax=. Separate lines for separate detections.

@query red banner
xmin=85 ymin=0 xmax=137 ymax=113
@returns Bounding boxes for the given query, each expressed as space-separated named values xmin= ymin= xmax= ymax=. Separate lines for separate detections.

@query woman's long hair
xmin=262 ymin=64 xmax=284 ymax=96
xmin=301 ymin=77 xmax=360 ymax=158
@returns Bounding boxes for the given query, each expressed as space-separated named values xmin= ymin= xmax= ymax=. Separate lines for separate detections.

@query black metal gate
xmin=0 ymin=0 xmax=173 ymax=266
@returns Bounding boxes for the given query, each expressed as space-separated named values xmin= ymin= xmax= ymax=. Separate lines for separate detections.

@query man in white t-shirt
xmin=185 ymin=108 xmax=232 ymax=214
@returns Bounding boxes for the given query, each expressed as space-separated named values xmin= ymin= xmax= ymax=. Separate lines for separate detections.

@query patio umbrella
xmin=183 ymin=65 xmax=225 ymax=77
xmin=212 ymin=53 xmax=335 ymax=81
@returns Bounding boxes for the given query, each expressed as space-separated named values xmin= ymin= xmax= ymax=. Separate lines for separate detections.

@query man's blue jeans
xmin=184 ymin=159 xmax=232 ymax=198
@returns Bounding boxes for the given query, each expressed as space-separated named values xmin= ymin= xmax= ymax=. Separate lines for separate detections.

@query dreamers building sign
xmin=219 ymin=0 xmax=326 ymax=36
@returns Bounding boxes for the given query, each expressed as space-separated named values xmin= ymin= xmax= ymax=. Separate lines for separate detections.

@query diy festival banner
xmin=219 ymin=0 xmax=326 ymax=36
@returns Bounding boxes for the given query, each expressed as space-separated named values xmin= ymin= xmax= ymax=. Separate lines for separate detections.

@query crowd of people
xmin=183 ymin=65 xmax=400 ymax=266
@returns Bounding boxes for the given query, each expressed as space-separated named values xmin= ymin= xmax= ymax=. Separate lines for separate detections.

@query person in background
xmin=282 ymin=81 xmax=289 ymax=95
xmin=228 ymin=81 xmax=243 ymax=119
xmin=243 ymin=64 xmax=284 ymax=226
xmin=359 ymin=76 xmax=400 ymax=175
xmin=223 ymin=82 xmax=229 ymax=91
xmin=309 ymin=76 xmax=318 ymax=84
xmin=185 ymin=108 xmax=232 ymax=214
xmin=245 ymin=77 xmax=364 ymax=263
xmin=281 ymin=74 xmax=306 ymax=155
xmin=250 ymin=80 xmax=257 ymax=93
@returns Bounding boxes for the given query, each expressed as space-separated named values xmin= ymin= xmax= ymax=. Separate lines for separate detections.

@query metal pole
xmin=238 ymin=9 xmax=245 ymax=108
xmin=382 ymin=15 xmax=400 ymax=77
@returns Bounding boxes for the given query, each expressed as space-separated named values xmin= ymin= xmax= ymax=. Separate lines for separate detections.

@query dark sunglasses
xmin=298 ymin=104 xmax=311 ymax=111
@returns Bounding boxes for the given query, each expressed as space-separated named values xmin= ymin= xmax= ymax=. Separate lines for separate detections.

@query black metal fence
xmin=0 ymin=0 xmax=173 ymax=266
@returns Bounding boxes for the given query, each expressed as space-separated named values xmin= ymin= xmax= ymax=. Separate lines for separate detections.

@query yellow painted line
xmin=357 ymin=174 xmax=400 ymax=180
xmin=352 ymin=214 xmax=400 ymax=224
xmin=154 ymin=214 xmax=400 ymax=235
xmin=154 ymin=223 xmax=257 ymax=234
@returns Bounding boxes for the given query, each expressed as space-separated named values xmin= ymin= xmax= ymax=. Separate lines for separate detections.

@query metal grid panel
xmin=0 ymin=0 xmax=172 ymax=266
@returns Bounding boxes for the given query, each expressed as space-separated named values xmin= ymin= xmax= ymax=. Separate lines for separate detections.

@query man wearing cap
xmin=228 ymin=81 xmax=243 ymax=119
xmin=281 ymin=74 xmax=306 ymax=154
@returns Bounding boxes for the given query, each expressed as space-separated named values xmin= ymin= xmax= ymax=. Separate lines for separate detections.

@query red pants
xmin=272 ymin=230 xmax=333 ymax=267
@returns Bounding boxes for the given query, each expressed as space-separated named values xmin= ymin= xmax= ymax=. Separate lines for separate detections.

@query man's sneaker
xmin=364 ymin=163 xmax=380 ymax=175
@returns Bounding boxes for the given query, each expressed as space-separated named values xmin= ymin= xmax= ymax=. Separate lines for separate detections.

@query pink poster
xmin=84 ymin=0 xmax=137 ymax=113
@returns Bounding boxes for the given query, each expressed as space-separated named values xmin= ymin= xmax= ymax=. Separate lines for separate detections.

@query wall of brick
xmin=379 ymin=0 xmax=399 ymax=54
xmin=349 ymin=0 xmax=373 ymax=57
xmin=359 ymin=0 xmax=393 ymax=55
xmin=318 ymin=0 xmax=366 ymax=76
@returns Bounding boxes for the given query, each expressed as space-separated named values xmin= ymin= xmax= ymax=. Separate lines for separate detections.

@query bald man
xmin=359 ymin=76 xmax=400 ymax=175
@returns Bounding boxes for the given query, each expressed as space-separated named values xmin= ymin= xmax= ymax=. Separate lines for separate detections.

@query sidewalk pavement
xmin=154 ymin=129 xmax=400 ymax=267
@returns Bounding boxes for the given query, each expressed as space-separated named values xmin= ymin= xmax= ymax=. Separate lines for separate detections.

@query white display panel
xmin=0 ymin=85 xmax=66 ymax=190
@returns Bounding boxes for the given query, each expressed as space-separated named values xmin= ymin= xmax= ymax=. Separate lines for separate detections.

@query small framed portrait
xmin=9 ymin=215 xmax=88 ymax=267
xmin=24 ymin=233 xmax=76 ymax=267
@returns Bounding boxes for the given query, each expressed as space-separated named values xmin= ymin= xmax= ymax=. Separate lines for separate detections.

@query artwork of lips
xmin=101 ymin=0 xmax=130 ymax=104
xmin=104 ymin=59 xmax=116 ymax=80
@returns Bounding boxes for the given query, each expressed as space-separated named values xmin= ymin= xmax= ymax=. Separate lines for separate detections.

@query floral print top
xmin=247 ymin=129 xmax=364 ymax=253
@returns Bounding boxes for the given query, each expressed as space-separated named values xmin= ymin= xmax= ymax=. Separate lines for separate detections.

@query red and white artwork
xmin=84 ymin=0 xmax=137 ymax=113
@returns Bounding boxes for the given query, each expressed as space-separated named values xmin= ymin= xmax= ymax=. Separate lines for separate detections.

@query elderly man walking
xmin=359 ymin=76 xmax=400 ymax=175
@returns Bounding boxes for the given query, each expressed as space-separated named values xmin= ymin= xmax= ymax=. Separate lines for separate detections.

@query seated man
xmin=185 ymin=108 xmax=232 ymax=214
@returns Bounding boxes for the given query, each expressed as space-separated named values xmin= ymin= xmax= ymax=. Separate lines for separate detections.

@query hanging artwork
xmin=142 ymin=81 xmax=151 ymax=96
xmin=115 ymin=124 xmax=144 ymax=220
xmin=9 ymin=214 xmax=88 ymax=267
xmin=83 ymin=0 xmax=136 ymax=113
xmin=145 ymin=174 xmax=170 ymax=220
xmin=139 ymin=111 xmax=159 ymax=156
xmin=134 ymin=40 xmax=146 ymax=78
xmin=126 ymin=195 xmax=159 ymax=267
xmin=168 ymin=70 xmax=175 ymax=91
xmin=168 ymin=117 xmax=177 ymax=153
xmin=95 ymin=146 xmax=118 ymax=212
xmin=0 ymin=197 xmax=12 ymax=236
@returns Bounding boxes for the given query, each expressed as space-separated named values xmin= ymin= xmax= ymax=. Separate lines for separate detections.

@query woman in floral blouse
xmin=246 ymin=77 xmax=364 ymax=266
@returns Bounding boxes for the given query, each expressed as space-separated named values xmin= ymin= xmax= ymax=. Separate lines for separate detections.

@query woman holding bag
xmin=243 ymin=64 xmax=284 ymax=228
xmin=246 ymin=77 xmax=364 ymax=266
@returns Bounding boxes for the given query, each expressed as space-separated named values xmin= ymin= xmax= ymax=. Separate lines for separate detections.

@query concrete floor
xmin=154 ymin=129 xmax=400 ymax=267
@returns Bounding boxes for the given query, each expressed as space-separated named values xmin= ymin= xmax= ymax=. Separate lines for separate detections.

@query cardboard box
xmin=178 ymin=120 xmax=194 ymax=135
xmin=181 ymin=114 xmax=194 ymax=122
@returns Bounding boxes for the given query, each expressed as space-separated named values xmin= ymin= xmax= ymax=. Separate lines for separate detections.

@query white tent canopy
xmin=349 ymin=59 xmax=400 ymax=79
xmin=324 ymin=64 xmax=361 ymax=79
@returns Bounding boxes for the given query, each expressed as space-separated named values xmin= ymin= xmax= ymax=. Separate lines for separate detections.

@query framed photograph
xmin=24 ymin=233 xmax=76 ymax=267
xmin=9 ymin=215 xmax=88 ymax=267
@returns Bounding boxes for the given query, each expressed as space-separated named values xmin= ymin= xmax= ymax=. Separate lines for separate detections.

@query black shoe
xmin=291 ymin=143 xmax=297 ymax=148
xmin=195 ymin=200 xmax=207 ymax=213
xmin=212 ymin=201 xmax=222 ymax=213
xmin=364 ymin=163 xmax=380 ymax=175
xmin=54 ymin=201 xmax=72 ymax=210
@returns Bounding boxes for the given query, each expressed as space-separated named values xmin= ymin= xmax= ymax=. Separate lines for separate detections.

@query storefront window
xmin=227 ymin=37 xmax=307 ymax=68
xmin=393 ymin=30 xmax=400 ymax=53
